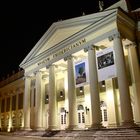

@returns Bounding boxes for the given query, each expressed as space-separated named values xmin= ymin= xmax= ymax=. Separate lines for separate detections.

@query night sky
xmin=0 ymin=0 xmax=139 ymax=79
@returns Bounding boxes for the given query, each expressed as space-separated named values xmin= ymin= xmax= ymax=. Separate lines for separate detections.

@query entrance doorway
xmin=77 ymin=105 xmax=85 ymax=129
xmin=100 ymin=101 xmax=108 ymax=127
xmin=60 ymin=107 xmax=66 ymax=130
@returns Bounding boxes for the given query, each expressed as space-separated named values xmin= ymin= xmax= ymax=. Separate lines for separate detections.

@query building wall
xmin=0 ymin=70 xmax=24 ymax=131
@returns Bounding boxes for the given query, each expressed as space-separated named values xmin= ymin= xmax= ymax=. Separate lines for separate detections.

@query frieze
xmin=37 ymin=38 xmax=86 ymax=66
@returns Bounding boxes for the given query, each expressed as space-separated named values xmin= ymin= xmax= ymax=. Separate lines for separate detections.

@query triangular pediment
xmin=20 ymin=9 xmax=118 ymax=69
xmin=35 ymin=24 xmax=89 ymax=57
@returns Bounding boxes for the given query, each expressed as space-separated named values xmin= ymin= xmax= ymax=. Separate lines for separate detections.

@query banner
xmin=74 ymin=59 xmax=89 ymax=87
xmin=96 ymin=47 xmax=116 ymax=81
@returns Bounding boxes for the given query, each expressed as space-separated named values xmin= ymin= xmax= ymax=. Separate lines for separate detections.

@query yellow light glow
xmin=107 ymin=90 xmax=114 ymax=101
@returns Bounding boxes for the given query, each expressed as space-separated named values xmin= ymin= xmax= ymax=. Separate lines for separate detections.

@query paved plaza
xmin=0 ymin=135 xmax=140 ymax=140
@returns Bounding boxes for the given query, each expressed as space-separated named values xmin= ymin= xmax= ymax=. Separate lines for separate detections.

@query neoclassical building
xmin=0 ymin=0 xmax=140 ymax=131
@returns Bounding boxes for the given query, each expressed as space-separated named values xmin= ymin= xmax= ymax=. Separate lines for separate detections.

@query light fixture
xmin=65 ymin=110 xmax=68 ymax=114
xmin=46 ymin=95 xmax=49 ymax=101
xmin=85 ymin=106 xmax=89 ymax=114
xmin=79 ymin=87 xmax=83 ymax=93
xmin=102 ymin=81 xmax=105 ymax=87
xmin=60 ymin=91 xmax=64 ymax=98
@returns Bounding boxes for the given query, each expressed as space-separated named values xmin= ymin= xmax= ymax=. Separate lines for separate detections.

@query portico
xmin=20 ymin=8 xmax=140 ymax=130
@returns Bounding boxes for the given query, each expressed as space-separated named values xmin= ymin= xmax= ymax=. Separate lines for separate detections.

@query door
xmin=100 ymin=101 xmax=108 ymax=127
xmin=77 ymin=105 xmax=85 ymax=129
xmin=60 ymin=108 xmax=66 ymax=130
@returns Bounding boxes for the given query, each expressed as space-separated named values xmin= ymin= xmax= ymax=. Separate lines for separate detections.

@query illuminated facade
xmin=0 ymin=70 xmax=24 ymax=131
xmin=0 ymin=0 xmax=140 ymax=131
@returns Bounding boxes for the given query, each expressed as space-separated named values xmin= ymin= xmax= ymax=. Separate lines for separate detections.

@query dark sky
xmin=0 ymin=0 xmax=139 ymax=79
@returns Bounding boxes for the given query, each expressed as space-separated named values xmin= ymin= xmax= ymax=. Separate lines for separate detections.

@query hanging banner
xmin=74 ymin=59 xmax=89 ymax=87
xmin=96 ymin=47 xmax=116 ymax=81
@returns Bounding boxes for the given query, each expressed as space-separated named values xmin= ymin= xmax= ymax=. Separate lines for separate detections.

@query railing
xmin=0 ymin=70 xmax=24 ymax=88
xmin=130 ymin=10 xmax=140 ymax=21
xmin=134 ymin=11 xmax=140 ymax=20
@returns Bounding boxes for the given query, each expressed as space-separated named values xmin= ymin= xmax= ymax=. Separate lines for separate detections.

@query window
xmin=34 ymin=88 xmax=36 ymax=106
xmin=12 ymin=95 xmax=16 ymax=111
xmin=82 ymin=112 xmax=85 ymax=123
xmin=78 ymin=112 xmax=81 ymax=123
xmin=6 ymin=97 xmax=10 ymax=112
xmin=45 ymin=84 xmax=49 ymax=104
xmin=18 ymin=93 xmax=23 ymax=109
xmin=104 ymin=109 xmax=108 ymax=121
xmin=1 ymin=99 xmax=5 ymax=113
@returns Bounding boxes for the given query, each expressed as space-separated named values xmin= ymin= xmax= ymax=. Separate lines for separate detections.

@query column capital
xmin=124 ymin=42 xmax=137 ymax=49
xmin=84 ymin=45 xmax=99 ymax=52
xmin=33 ymin=70 xmax=44 ymax=75
xmin=64 ymin=54 xmax=75 ymax=61
xmin=23 ymin=75 xmax=32 ymax=80
xmin=108 ymin=32 xmax=121 ymax=41
xmin=46 ymin=64 xmax=58 ymax=69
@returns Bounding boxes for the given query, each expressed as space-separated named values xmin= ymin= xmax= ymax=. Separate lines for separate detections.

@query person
xmin=99 ymin=0 xmax=104 ymax=11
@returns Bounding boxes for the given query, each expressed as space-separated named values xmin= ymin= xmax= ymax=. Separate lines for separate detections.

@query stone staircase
xmin=13 ymin=130 xmax=46 ymax=136
xmin=42 ymin=127 xmax=140 ymax=140
xmin=4 ymin=127 xmax=140 ymax=140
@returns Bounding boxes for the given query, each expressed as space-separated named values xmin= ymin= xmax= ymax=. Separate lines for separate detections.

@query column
xmin=87 ymin=46 xmax=102 ymax=128
xmin=127 ymin=43 xmax=140 ymax=123
xmin=138 ymin=42 xmax=140 ymax=60
xmin=9 ymin=96 xmax=12 ymax=131
xmin=30 ymin=85 xmax=35 ymax=128
xmin=48 ymin=65 xmax=57 ymax=130
xmin=66 ymin=55 xmax=77 ymax=129
xmin=111 ymin=33 xmax=134 ymax=126
xmin=16 ymin=92 xmax=19 ymax=129
xmin=42 ymin=80 xmax=46 ymax=129
xmin=23 ymin=76 xmax=31 ymax=130
xmin=4 ymin=98 xmax=6 ymax=130
xmin=64 ymin=70 xmax=68 ymax=127
xmin=106 ymin=79 xmax=118 ymax=127
xmin=35 ymin=71 xmax=43 ymax=130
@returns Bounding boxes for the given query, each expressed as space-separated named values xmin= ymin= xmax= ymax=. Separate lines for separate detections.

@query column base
xmin=107 ymin=123 xmax=120 ymax=128
xmin=24 ymin=127 xmax=32 ymax=131
xmin=35 ymin=127 xmax=45 ymax=131
xmin=135 ymin=122 xmax=140 ymax=126
xmin=48 ymin=125 xmax=58 ymax=130
xmin=66 ymin=125 xmax=78 ymax=130
xmin=89 ymin=123 xmax=104 ymax=130
xmin=121 ymin=121 xmax=138 ymax=128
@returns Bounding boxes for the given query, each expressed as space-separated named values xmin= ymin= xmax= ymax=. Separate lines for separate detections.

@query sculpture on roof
xmin=99 ymin=0 xmax=104 ymax=11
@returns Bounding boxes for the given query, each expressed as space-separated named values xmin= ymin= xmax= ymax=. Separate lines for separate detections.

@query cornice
xmin=117 ymin=10 xmax=136 ymax=30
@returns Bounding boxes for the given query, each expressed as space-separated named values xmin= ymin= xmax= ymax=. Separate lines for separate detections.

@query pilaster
xmin=106 ymin=79 xmax=118 ymax=127
xmin=0 ymin=98 xmax=1 ymax=129
xmin=125 ymin=42 xmax=140 ymax=124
